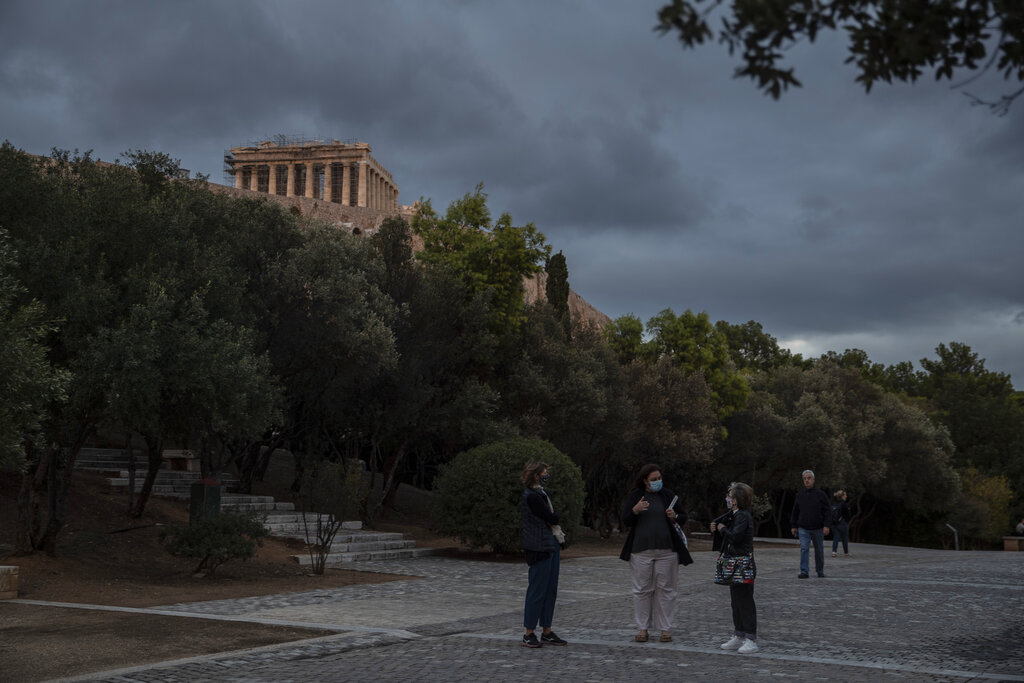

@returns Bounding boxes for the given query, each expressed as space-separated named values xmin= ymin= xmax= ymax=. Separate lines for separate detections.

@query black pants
xmin=730 ymin=583 xmax=756 ymax=640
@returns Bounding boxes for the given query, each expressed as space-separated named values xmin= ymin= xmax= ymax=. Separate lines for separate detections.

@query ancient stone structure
xmin=224 ymin=137 xmax=398 ymax=210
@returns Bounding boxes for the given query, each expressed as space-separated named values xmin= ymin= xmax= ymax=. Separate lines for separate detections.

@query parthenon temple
xmin=224 ymin=137 xmax=398 ymax=210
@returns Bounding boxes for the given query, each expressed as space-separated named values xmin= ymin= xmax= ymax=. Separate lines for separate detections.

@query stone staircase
xmin=74 ymin=447 xmax=447 ymax=564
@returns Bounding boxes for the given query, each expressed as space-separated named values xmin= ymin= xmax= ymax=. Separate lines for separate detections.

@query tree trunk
xmin=771 ymin=489 xmax=789 ymax=538
xmin=37 ymin=423 xmax=93 ymax=555
xmin=14 ymin=443 xmax=45 ymax=554
xmin=130 ymin=434 xmax=163 ymax=518
xmin=376 ymin=441 xmax=408 ymax=517
xmin=125 ymin=433 xmax=136 ymax=514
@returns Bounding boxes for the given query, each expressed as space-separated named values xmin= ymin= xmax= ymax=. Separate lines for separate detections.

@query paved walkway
xmin=30 ymin=543 xmax=1024 ymax=682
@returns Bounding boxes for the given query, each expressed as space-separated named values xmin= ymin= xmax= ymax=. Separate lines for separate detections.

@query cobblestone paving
xmin=60 ymin=544 xmax=1024 ymax=682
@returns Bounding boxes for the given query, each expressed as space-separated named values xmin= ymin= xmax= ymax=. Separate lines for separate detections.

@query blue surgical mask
xmin=649 ymin=480 xmax=663 ymax=492
xmin=539 ymin=473 xmax=550 ymax=486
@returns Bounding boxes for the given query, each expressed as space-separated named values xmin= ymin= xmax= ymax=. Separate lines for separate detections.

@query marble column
xmin=341 ymin=163 xmax=351 ymax=206
xmin=305 ymin=162 xmax=315 ymax=198
xmin=249 ymin=165 xmax=259 ymax=191
xmin=286 ymin=164 xmax=296 ymax=197
xmin=357 ymin=161 xmax=368 ymax=207
xmin=324 ymin=162 xmax=334 ymax=203
xmin=268 ymin=164 xmax=278 ymax=195
xmin=234 ymin=166 xmax=244 ymax=189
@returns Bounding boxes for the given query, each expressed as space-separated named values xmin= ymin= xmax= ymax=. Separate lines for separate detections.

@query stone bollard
xmin=0 ymin=565 xmax=19 ymax=599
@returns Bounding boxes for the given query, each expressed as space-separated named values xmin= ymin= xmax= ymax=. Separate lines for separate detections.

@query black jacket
xmin=521 ymin=487 xmax=559 ymax=552
xmin=791 ymin=487 xmax=831 ymax=530
xmin=711 ymin=509 xmax=734 ymax=552
xmin=831 ymin=500 xmax=851 ymax=524
xmin=619 ymin=487 xmax=693 ymax=566
xmin=717 ymin=508 xmax=754 ymax=556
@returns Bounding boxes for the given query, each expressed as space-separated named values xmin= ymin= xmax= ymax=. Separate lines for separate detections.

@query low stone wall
xmin=1004 ymin=536 xmax=1024 ymax=551
xmin=0 ymin=565 xmax=18 ymax=599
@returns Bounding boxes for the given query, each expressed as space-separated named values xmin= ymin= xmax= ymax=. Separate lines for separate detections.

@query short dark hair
xmin=521 ymin=461 xmax=549 ymax=486
xmin=635 ymin=463 xmax=662 ymax=491
xmin=729 ymin=482 xmax=754 ymax=510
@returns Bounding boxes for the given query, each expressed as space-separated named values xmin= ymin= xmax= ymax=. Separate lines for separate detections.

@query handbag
xmin=714 ymin=551 xmax=756 ymax=585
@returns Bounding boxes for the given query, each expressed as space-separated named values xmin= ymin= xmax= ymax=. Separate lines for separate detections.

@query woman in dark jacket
xmin=520 ymin=461 xmax=567 ymax=648
xmin=831 ymin=490 xmax=852 ymax=557
xmin=711 ymin=481 xmax=758 ymax=653
xmin=619 ymin=463 xmax=693 ymax=643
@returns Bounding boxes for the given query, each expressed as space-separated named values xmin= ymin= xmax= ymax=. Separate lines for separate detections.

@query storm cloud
xmin=2 ymin=0 xmax=1021 ymax=384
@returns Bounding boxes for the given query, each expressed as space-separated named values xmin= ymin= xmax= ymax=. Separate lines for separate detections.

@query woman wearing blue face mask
xmin=620 ymin=463 xmax=692 ymax=643
xmin=520 ymin=460 xmax=567 ymax=648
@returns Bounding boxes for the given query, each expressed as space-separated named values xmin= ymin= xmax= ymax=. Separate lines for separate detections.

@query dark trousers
xmin=523 ymin=548 xmax=560 ymax=629
xmin=729 ymin=583 xmax=756 ymax=640
xmin=831 ymin=520 xmax=850 ymax=554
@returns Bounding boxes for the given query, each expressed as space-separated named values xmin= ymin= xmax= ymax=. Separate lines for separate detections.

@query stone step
xmin=290 ymin=539 xmax=416 ymax=554
xmin=115 ymin=470 xmax=201 ymax=480
xmin=260 ymin=513 xmax=362 ymax=527
xmin=221 ymin=501 xmax=296 ymax=512
xmin=291 ymin=546 xmax=447 ymax=565
xmin=106 ymin=476 xmax=238 ymax=489
xmin=264 ymin=527 xmax=401 ymax=544
xmin=220 ymin=494 xmax=274 ymax=503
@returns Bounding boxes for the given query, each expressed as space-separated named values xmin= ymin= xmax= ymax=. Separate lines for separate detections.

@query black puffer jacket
xmin=619 ymin=487 xmax=693 ymax=566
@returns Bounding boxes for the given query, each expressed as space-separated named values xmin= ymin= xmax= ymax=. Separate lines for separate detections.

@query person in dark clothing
xmin=790 ymin=469 xmax=831 ymax=578
xmin=830 ymin=489 xmax=852 ymax=557
xmin=520 ymin=460 xmax=567 ymax=648
xmin=619 ymin=464 xmax=693 ymax=643
xmin=712 ymin=481 xmax=759 ymax=653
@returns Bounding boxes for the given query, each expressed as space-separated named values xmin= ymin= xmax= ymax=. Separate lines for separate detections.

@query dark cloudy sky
xmin=3 ymin=1 xmax=1022 ymax=386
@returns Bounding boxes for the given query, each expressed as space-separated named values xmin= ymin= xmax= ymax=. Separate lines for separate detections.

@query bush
xmin=432 ymin=437 xmax=585 ymax=553
xmin=161 ymin=511 xmax=268 ymax=575
xmin=295 ymin=457 xmax=367 ymax=575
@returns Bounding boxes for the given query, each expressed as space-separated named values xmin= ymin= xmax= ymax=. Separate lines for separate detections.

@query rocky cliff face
xmin=212 ymin=183 xmax=612 ymax=330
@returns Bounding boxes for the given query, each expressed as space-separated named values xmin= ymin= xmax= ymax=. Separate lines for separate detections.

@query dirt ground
xmin=0 ymin=469 xmax=648 ymax=681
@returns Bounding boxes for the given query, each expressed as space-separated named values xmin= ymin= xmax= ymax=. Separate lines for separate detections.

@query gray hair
xmin=802 ymin=469 xmax=815 ymax=478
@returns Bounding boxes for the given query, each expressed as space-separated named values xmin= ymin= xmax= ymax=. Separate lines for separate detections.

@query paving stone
xmin=62 ymin=543 xmax=1024 ymax=682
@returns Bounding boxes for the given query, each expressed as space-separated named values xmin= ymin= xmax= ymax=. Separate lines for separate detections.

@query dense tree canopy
xmin=1 ymin=139 xmax=1020 ymax=556
xmin=656 ymin=1 xmax=1024 ymax=112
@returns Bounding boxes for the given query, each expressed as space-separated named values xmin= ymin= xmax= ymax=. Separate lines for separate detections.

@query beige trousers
xmin=629 ymin=549 xmax=678 ymax=631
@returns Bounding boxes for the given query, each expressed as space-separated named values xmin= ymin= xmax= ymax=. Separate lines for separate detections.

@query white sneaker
xmin=720 ymin=635 xmax=744 ymax=650
xmin=738 ymin=639 xmax=759 ymax=654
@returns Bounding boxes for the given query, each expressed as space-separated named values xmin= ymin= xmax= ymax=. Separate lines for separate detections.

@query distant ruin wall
xmin=213 ymin=183 xmax=412 ymax=235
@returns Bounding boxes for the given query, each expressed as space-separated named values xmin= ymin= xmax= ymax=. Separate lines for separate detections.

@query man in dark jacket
xmin=789 ymin=470 xmax=830 ymax=579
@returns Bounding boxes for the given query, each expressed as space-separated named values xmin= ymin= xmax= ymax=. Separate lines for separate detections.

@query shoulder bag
xmin=714 ymin=541 xmax=756 ymax=585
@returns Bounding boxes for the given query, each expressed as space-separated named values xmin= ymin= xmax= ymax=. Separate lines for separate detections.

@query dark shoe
xmin=798 ymin=572 xmax=809 ymax=579
xmin=817 ymin=572 xmax=826 ymax=578
xmin=521 ymin=633 xmax=541 ymax=648
xmin=541 ymin=631 xmax=567 ymax=646
xmin=634 ymin=631 xmax=649 ymax=642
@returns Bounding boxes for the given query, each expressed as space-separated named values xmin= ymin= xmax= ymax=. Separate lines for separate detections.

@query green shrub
xmin=432 ymin=437 xmax=585 ymax=553
xmin=160 ymin=511 xmax=268 ymax=576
